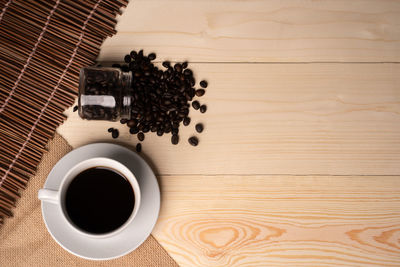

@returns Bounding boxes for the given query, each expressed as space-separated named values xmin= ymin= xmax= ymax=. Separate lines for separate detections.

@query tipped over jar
xmin=78 ymin=67 xmax=132 ymax=121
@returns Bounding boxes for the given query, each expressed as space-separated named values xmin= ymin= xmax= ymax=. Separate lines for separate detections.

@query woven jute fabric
xmin=0 ymin=134 xmax=178 ymax=266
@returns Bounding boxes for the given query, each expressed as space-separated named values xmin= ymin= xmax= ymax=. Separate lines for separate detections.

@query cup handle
xmin=38 ymin=189 xmax=59 ymax=205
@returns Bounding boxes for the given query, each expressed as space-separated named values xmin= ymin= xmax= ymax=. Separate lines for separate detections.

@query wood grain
xmin=56 ymin=1 xmax=400 ymax=265
xmin=152 ymin=175 xmax=400 ymax=267
xmin=97 ymin=0 xmax=400 ymax=63
xmin=58 ymin=63 xmax=400 ymax=175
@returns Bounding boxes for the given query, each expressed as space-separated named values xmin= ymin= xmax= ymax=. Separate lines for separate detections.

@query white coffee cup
xmin=38 ymin=157 xmax=141 ymax=239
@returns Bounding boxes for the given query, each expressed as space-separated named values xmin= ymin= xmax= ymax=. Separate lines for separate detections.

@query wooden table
xmin=58 ymin=1 xmax=400 ymax=266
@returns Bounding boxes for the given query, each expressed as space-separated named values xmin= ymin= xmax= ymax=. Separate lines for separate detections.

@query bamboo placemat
xmin=0 ymin=0 xmax=129 ymax=225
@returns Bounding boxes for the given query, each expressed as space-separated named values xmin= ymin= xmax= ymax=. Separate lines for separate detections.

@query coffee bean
xmin=127 ymin=119 xmax=137 ymax=128
xmin=124 ymin=55 xmax=131 ymax=63
xmin=188 ymin=136 xmax=199 ymax=146
xmin=130 ymin=50 xmax=137 ymax=58
xmin=183 ymin=69 xmax=192 ymax=76
xmin=136 ymin=143 xmax=142 ymax=153
xmin=171 ymin=134 xmax=179 ymax=145
xmin=130 ymin=126 xmax=139 ymax=134
xmin=172 ymin=128 xmax=179 ymax=135
xmin=138 ymin=49 xmax=144 ymax=58
xmin=112 ymin=129 xmax=119 ymax=139
xmin=120 ymin=118 xmax=128 ymax=124
xmin=200 ymin=80 xmax=208 ymax=88
xmin=192 ymin=101 xmax=200 ymax=110
xmin=182 ymin=61 xmax=188 ymax=69
xmin=174 ymin=63 xmax=182 ymax=72
xmin=195 ymin=123 xmax=204 ymax=133
xmin=73 ymin=105 xmax=78 ymax=112
xmin=142 ymin=126 xmax=150 ymax=133
xmin=148 ymin=53 xmax=156 ymax=61
xmin=183 ymin=117 xmax=191 ymax=126
xmin=190 ymin=77 xmax=196 ymax=87
xmin=137 ymin=132 xmax=145 ymax=141
xmin=107 ymin=127 xmax=113 ymax=133
xmin=195 ymin=89 xmax=205 ymax=97
xmin=157 ymin=129 xmax=164 ymax=136
xmin=189 ymin=88 xmax=195 ymax=98
xmin=162 ymin=61 xmax=170 ymax=68
xmin=200 ymin=105 xmax=207 ymax=113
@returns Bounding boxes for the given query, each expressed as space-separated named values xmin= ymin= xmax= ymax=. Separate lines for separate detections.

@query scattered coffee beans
xmin=123 ymin=51 xmax=198 ymax=142
xmin=95 ymin=50 xmax=209 ymax=151
xmin=183 ymin=117 xmax=191 ymax=126
xmin=195 ymin=89 xmax=205 ymax=97
xmin=200 ymin=105 xmax=207 ymax=113
xmin=148 ymin=53 xmax=156 ymax=61
xmin=174 ymin=63 xmax=182 ymax=72
xmin=162 ymin=61 xmax=170 ymax=68
xmin=171 ymin=134 xmax=179 ymax=145
xmin=183 ymin=68 xmax=192 ymax=76
xmin=124 ymin=54 xmax=131 ymax=63
xmin=136 ymin=143 xmax=142 ymax=152
xmin=192 ymin=101 xmax=200 ymax=110
xmin=130 ymin=126 xmax=139 ymax=134
xmin=188 ymin=136 xmax=199 ymax=146
xmin=127 ymin=119 xmax=136 ymax=128
xmin=112 ymin=129 xmax=119 ymax=139
xmin=172 ymin=128 xmax=179 ymax=135
xmin=195 ymin=123 xmax=204 ymax=133
xmin=200 ymin=80 xmax=208 ymax=88
xmin=137 ymin=132 xmax=145 ymax=141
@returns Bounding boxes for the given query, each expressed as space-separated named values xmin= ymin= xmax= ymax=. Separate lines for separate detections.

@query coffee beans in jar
xmin=78 ymin=67 xmax=132 ymax=121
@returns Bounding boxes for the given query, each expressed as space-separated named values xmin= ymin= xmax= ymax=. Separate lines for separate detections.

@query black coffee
xmin=65 ymin=167 xmax=135 ymax=234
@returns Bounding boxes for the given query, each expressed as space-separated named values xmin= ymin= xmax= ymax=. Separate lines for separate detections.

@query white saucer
xmin=40 ymin=143 xmax=160 ymax=260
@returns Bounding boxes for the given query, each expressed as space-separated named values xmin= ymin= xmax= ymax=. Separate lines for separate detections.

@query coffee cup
xmin=38 ymin=157 xmax=140 ymax=239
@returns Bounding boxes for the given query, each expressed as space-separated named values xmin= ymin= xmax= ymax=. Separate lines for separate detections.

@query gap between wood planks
xmin=157 ymin=174 xmax=400 ymax=177
xmin=101 ymin=61 xmax=400 ymax=64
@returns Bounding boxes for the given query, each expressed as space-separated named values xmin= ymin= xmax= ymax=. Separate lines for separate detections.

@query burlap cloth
xmin=0 ymin=134 xmax=178 ymax=267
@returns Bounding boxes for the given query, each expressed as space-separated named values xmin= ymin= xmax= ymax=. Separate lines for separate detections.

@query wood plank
xmin=153 ymin=175 xmax=400 ymax=267
xmin=58 ymin=63 xmax=400 ymax=175
xmin=98 ymin=0 xmax=400 ymax=63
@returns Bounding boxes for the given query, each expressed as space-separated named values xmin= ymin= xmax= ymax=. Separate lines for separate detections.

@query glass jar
xmin=78 ymin=67 xmax=132 ymax=121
